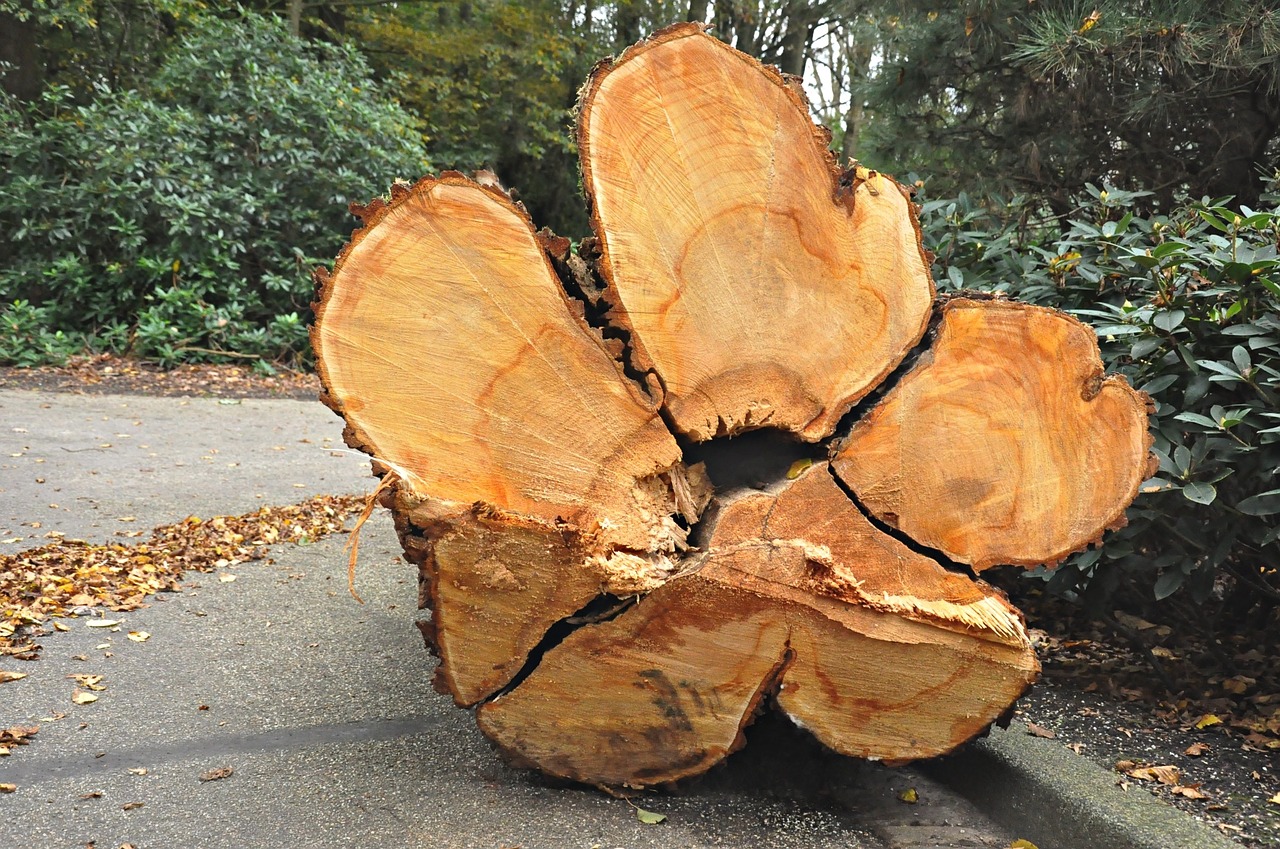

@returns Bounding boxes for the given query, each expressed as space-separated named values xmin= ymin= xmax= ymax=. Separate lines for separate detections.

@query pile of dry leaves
xmin=1018 ymin=595 xmax=1280 ymax=755
xmin=0 ymin=495 xmax=363 ymax=660
xmin=1006 ymin=582 xmax=1280 ymax=843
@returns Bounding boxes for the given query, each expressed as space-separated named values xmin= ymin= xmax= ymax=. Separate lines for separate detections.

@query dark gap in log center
xmin=485 ymin=593 xmax=635 ymax=703
xmin=826 ymin=464 xmax=979 ymax=580
xmin=682 ymin=428 xmax=822 ymax=494
xmin=680 ymin=429 xmax=824 ymax=551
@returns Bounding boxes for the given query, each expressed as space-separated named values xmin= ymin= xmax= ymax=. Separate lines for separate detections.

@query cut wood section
xmin=312 ymin=175 xmax=691 ymax=555
xmin=422 ymin=507 xmax=606 ymax=707
xmin=312 ymin=24 xmax=1147 ymax=792
xmin=579 ymin=23 xmax=934 ymax=442
xmin=477 ymin=463 xmax=1036 ymax=786
xmin=832 ymin=297 xmax=1155 ymax=571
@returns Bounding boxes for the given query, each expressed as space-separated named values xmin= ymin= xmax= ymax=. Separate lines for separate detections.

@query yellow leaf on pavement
xmin=71 ymin=689 xmax=98 ymax=705
xmin=898 ymin=787 xmax=918 ymax=804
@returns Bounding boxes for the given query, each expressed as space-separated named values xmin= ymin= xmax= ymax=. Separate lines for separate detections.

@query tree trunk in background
xmin=777 ymin=0 xmax=810 ymax=76
xmin=0 ymin=9 xmax=42 ymax=100
xmin=841 ymin=40 xmax=873 ymax=163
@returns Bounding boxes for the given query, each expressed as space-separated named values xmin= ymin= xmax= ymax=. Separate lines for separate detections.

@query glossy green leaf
xmin=1182 ymin=482 xmax=1216 ymax=505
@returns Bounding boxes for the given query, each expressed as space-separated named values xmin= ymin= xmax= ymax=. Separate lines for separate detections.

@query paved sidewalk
xmin=0 ymin=389 xmax=1236 ymax=849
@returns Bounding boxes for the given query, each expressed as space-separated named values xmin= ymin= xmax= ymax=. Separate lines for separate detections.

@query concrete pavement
xmin=0 ymin=388 xmax=1238 ymax=848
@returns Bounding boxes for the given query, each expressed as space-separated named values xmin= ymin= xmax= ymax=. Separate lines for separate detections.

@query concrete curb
xmin=925 ymin=724 xmax=1239 ymax=849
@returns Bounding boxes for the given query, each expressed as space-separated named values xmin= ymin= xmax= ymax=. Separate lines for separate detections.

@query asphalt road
xmin=2 ymin=388 xmax=1248 ymax=849
xmin=2 ymin=389 xmax=1020 ymax=849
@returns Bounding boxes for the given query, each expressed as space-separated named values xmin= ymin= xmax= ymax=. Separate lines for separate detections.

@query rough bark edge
xmin=574 ymin=22 xmax=937 ymax=440
xmin=309 ymin=172 xmax=671 ymax=480
xmin=843 ymin=293 xmax=1159 ymax=572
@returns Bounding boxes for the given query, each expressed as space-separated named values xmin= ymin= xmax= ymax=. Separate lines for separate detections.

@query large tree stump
xmin=311 ymin=23 xmax=1152 ymax=789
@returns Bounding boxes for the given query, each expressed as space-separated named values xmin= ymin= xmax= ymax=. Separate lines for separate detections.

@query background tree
xmin=850 ymin=1 xmax=1280 ymax=214
xmin=0 ymin=11 xmax=426 ymax=366
xmin=349 ymin=1 xmax=590 ymax=233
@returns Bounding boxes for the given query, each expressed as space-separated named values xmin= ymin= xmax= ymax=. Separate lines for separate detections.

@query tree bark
xmin=0 ymin=9 xmax=42 ymax=101
xmin=312 ymin=23 xmax=1151 ymax=789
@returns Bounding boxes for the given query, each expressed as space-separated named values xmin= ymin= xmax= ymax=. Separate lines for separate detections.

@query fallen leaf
xmin=1269 ymin=792 xmax=1280 ymax=806
xmin=1223 ymin=676 xmax=1255 ymax=695
xmin=1115 ymin=759 xmax=1137 ymax=772
xmin=1066 ymin=742 xmax=1085 ymax=755
xmin=72 ymin=689 xmax=98 ymax=705
xmin=1194 ymin=714 xmax=1222 ymax=730
xmin=126 ymin=631 xmax=150 ymax=643
xmin=1113 ymin=610 xmax=1158 ymax=630
xmin=0 ymin=783 xmax=15 ymax=793
xmin=635 ymin=807 xmax=666 ymax=824
xmin=122 ymin=801 xmax=144 ymax=810
xmin=898 ymin=787 xmax=918 ymax=804
xmin=199 ymin=766 xmax=234 ymax=782
xmin=786 ymin=458 xmax=813 ymax=479
xmin=1172 ymin=785 xmax=1210 ymax=800
xmin=127 ymin=767 xmax=148 ymax=775
xmin=0 ymin=671 xmax=27 ymax=683
xmin=86 ymin=620 xmax=120 ymax=629
xmin=1185 ymin=742 xmax=1210 ymax=757
xmin=1025 ymin=722 xmax=1056 ymax=739
xmin=1009 ymin=840 xmax=1039 ymax=849
xmin=79 ymin=791 xmax=102 ymax=799
xmin=52 ymin=621 xmax=70 ymax=632
xmin=219 ymin=574 xmax=237 ymax=583
xmin=1127 ymin=764 xmax=1180 ymax=785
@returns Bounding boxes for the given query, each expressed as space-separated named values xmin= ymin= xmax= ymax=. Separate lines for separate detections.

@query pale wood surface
xmin=833 ymin=298 xmax=1155 ymax=571
xmin=312 ymin=176 xmax=688 ymax=554
xmin=477 ymin=463 xmax=1036 ymax=785
xmin=580 ymin=24 xmax=934 ymax=442
xmin=425 ymin=509 xmax=605 ymax=707
xmin=309 ymin=25 xmax=1151 ymax=790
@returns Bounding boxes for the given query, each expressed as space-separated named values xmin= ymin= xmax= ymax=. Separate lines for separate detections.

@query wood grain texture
xmin=476 ymin=463 xmax=1036 ymax=785
xmin=308 ymin=24 xmax=1152 ymax=790
xmin=424 ymin=508 xmax=605 ymax=707
xmin=832 ymin=297 xmax=1156 ymax=571
xmin=312 ymin=175 xmax=689 ymax=554
xmin=579 ymin=23 xmax=934 ymax=442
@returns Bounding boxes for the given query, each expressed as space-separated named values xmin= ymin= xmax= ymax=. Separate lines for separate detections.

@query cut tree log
xmin=311 ymin=22 xmax=1151 ymax=789
xmin=832 ymin=297 xmax=1157 ymax=572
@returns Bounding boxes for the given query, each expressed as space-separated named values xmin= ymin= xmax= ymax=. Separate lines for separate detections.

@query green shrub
xmin=918 ymin=185 xmax=1280 ymax=615
xmin=0 ymin=11 xmax=427 ymax=366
